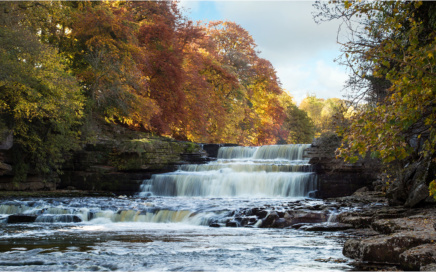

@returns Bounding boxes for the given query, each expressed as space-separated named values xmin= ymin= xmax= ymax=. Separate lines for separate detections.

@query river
xmin=0 ymin=144 xmax=352 ymax=271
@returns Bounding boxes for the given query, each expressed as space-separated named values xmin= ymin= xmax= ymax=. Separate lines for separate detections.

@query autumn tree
xmin=205 ymin=21 xmax=287 ymax=145
xmin=299 ymin=95 xmax=346 ymax=137
xmin=279 ymin=94 xmax=315 ymax=144
xmin=314 ymin=1 xmax=436 ymax=200
xmin=68 ymin=1 xmax=160 ymax=129
xmin=0 ymin=2 xmax=84 ymax=182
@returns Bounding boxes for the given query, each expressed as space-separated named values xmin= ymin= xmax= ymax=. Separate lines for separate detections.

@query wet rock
xmin=260 ymin=212 xmax=279 ymax=228
xmin=289 ymin=223 xmax=310 ymax=229
xmin=7 ymin=214 xmax=37 ymax=223
xmin=285 ymin=210 xmax=328 ymax=226
xmin=343 ymin=230 xmax=435 ymax=264
xmin=256 ymin=210 xmax=268 ymax=219
xmin=209 ymin=223 xmax=220 ymax=228
xmin=226 ymin=220 xmax=239 ymax=227
xmin=36 ymin=214 xmax=82 ymax=223
xmin=240 ymin=217 xmax=257 ymax=226
xmin=271 ymin=218 xmax=290 ymax=228
xmin=399 ymin=243 xmax=436 ymax=271
xmin=300 ymin=223 xmax=353 ymax=232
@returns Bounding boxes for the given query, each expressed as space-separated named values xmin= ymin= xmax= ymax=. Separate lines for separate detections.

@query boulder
xmin=271 ymin=218 xmax=289 ymax=228
xmin=421 ymin=263 xmax=436 ymax=271
xmin=225 ymin=220 xmax=239 ymax=227
xmin=399 ymin=243 xmax=436 ymax=271
xmin=371 ymin=219 xmax=402 ymax=234
xmin=343 ymin=230 xmax=435 ymax=264
xmin=260 ymin=212 xmax=279 ymax=228
xmin=284 ymin=210 xmax=328 ymax=226
xmin=339 ymin=216 xmax=373 ymax=228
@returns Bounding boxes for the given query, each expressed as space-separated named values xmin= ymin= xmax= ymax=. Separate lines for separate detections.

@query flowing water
xmin=0 ymin=144 xmax=352 ymax=271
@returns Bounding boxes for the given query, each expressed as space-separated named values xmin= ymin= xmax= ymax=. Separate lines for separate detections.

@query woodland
xmin=0 ymin=0 xmax=435 ymax=200
xmin=0 ymin=1 xmax=320 ymax=181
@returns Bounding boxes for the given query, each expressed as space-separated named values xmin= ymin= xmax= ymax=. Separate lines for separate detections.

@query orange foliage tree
xmin=21 ymin=1 xmax=307 ymax=146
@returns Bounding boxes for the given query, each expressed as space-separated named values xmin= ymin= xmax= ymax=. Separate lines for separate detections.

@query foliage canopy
xmin=314 ymin=1 xmax=436 ymax=199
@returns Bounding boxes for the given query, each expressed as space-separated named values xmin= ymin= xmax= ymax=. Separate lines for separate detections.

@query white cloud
xmin=179 ymin=1 xmax=348 ymax=103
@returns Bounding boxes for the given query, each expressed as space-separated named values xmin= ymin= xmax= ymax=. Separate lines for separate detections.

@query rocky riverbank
xmin=211 ymin=187 xmax=435 ymax=271
xmin=336 ymin=189 xmax=436 ymax=271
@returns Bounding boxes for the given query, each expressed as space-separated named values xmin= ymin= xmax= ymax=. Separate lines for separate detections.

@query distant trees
xmin=279 ymin=94 xmax=315 ymax=144
xmin=299 ymin=95 xmax=347 ymax=137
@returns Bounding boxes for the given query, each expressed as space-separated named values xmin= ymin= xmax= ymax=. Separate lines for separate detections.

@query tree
xmin=0 ymin=2 xmax=84 ymax=182
xmin=299 ymin=95 xmax=324 ymax=137
xmin=314 ymin=1 xmax=436 ymax=199
xmin=205 ymin=21 xmax=287 ymax=145
xmin=70 ymin=2 xmax=160 ymax=128
xmin=279 ymin=94 xmax=315 ymax=144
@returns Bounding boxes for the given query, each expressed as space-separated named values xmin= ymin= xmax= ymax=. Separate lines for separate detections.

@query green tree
xmin=314 ymin=1 xmax=436 ymax=199
xmin=279 ymin=94 xmax=315 ymax=144
xmin=299 ymin=95 xmax=346 ymax=137
xmin=0 ymin=2 xmax=84 ymax=182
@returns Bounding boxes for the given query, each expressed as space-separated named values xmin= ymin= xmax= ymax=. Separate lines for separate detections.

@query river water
xmin=0 ymin=144 xmax=352 ymax=271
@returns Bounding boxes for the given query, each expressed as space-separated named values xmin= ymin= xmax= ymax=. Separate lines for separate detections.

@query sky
xmin=178 ymin=0 xmax=348 ymax=104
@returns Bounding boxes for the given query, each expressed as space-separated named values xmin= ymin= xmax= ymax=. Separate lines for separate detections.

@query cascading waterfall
xmin=140 ymin=144 xmax=317 ymax=198
xmin=0 ymin=144 xmax=318 ymax=226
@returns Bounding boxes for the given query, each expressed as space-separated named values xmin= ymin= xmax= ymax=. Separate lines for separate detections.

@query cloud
xmin=216 ymin=1 xmax=341 ymax=60
xmin=179 ymin=1 xmax=348 ymax=103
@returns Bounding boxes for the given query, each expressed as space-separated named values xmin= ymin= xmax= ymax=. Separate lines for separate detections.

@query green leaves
xmin=323 ymin=0 xmax=436 ymax=198
xmin=0 ymin=2 xmax=84 ymax=182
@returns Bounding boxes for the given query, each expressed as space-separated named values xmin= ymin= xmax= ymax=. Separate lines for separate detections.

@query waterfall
xmin=139 ymin=144 xmax=317 ymax=198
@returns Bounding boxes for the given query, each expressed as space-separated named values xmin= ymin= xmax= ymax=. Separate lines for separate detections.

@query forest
xmin=1 ymin=1 xmax=331 ymax=181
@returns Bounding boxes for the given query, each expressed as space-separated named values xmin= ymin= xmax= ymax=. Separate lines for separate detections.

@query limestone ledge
xmin=337 ymin=190 xmax=436 ymax=271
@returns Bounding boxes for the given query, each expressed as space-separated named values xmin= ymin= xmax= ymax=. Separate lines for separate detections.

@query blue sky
xmin=178 ymin=1 xmax=348 ymax=104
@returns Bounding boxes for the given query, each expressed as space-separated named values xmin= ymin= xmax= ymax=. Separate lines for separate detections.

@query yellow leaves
xmin=429 ymin=180 xmax=436 ymax=200
xmin=428 ymin=52 xmax=434 ymax=59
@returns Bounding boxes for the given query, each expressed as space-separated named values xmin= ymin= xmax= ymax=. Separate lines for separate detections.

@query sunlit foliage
xmin=314 ymin=1 xmax=436 ymax=198
xmin=0 ymin=1 xmax=321 ymax=183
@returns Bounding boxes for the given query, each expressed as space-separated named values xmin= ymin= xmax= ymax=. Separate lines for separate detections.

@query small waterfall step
xmin=139 ymin=144 xmax=317 ymax=198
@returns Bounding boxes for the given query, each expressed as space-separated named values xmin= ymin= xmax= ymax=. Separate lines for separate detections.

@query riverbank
xmin=329 ymin=189 xmax=436 ymax=271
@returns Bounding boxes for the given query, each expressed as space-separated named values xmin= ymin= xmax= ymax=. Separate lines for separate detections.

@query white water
xmin=0 ymin=144 xmax=352 ymax=271
xmin=140 ymin=144 xmax=317 ymax=198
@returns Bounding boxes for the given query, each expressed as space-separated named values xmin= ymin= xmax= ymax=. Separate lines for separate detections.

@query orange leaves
xmin=61 ymin=2 xmax=296 ymax=144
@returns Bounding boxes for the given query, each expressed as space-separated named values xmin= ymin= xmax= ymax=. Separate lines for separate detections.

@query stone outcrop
xmin=386 ymin=159 xmax=436 ymax=207
xmin=306 ymin=133 xmax=379 ymax=198
xmin=59 ymin=137 xmax=206 ymax=194
xmin=0 ymin=126 xmax=209 ymax=194
xmin=336 ymin=190 xmax=436 ymax=271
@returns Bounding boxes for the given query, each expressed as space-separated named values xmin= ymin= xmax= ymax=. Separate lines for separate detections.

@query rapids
xmin=0 ymin=144 xmax=352 ymax=271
